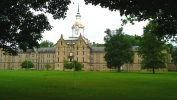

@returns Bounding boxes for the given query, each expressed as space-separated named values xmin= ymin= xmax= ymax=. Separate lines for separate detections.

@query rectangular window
xmin=69 ymin=52 xmax=73 ymax=56
xmin=58 ymin=47 xmax=60 ymax=50
xmin=58 ymin=58 xmax=60 ymax=62
xmin=64 ymin=52 xmax=65 ymax=55
xmin=96 ymin=54 xmax=100 ymax=58
xmin=76 ymin=51 xmax=78 ymax=55
xmin=83 ymin=46 xmax=84 ymax=50
xmin=83 ymin=51 xmax=84 ymax=55
xmin=82 ymin=57 xmax=84 ymax=62
xmin=77 ymin=47 xmax=78 ymax=50
xmin=58 ymin=52 xmax=59 ymax=55
xmin=58 ymin=64 xmax=59 ymax=67
xmin=76 ymin=57 xmax=78 ymax=61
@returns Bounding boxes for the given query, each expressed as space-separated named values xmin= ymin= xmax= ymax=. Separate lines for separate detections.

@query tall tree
xmin=137 ymin=21 xmax=166 ymax=74
xmin=104 ymin=27 xmax=134 ymax=72
xmin=40 ymin=40 xmax=54 ymax=47
xmin=84 ymin=0 xmax=177 ymax=39
xmin=0 ymin=0 xmax=71 ymax=55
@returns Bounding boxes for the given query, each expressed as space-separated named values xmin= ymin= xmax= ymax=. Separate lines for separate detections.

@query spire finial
xmin=77 ymin=2 xmax=80 ymax=14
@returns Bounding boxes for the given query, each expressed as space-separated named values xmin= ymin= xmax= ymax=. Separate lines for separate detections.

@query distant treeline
xmin=93 ymin=34 xmax=140 ymax=47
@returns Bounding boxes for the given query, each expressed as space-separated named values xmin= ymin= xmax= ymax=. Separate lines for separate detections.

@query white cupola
xmin=71 ymin=4 xmax=85 ymax=37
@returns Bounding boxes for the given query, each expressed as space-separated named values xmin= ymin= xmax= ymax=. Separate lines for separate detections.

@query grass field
xmin=0 ymin=70 xmax=177 ymax=100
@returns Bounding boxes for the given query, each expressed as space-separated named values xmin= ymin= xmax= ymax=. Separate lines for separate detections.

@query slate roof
xmin=17 ymin=46 xmax=139 ymax=53
xmin=91 ymin=46 xmax=105 ymax=52
xmin=38 ymin=47 xmax=55 ymax=52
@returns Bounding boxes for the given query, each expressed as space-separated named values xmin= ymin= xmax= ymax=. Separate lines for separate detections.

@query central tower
xmin=72 ymin=4 xmax=85 ymax=37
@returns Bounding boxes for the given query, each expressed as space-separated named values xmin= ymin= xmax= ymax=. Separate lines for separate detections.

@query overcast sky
xmin=42 ymin=0 xmax=148 ymax=44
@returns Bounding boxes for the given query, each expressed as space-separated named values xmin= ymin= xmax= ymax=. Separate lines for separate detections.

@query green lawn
xmin=0 ymin=70 xmax=177 ymax=100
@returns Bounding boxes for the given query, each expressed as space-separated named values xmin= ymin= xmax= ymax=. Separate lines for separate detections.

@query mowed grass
xmin=0 ymin=71 xmax=177 ymax=100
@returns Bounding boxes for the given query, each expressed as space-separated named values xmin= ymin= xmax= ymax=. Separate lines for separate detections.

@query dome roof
xmin=72 ymin=21 xmax=84 ymax=28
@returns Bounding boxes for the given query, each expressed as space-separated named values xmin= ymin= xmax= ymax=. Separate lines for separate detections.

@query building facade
xmin=0 ymin=8 xmax=176 ymax=72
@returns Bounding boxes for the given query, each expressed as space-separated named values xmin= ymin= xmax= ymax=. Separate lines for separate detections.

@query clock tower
xmin=71 ymin=4 xmax=84 ymax=38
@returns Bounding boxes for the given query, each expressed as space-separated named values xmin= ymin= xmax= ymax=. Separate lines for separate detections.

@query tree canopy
xmin=45 ymin=63 xmax=52 ymax=70
xmin=40 ymin=40 xmax=54 ymax=47
xmin=84 ymin=0 xmax=177 ymax=38
xmin=104 ymin=27 xmax=134 ymax=72
xmin=136 ymin=21 xmax=166 ymax=74
xmin=20 ymin=60 xmax=34 ymax=69
xmin=124 ymin=34 xmax=140 ymax=46
xmin=0 ymin=0 xmax=71 ymax=55
xmin=63 ymin=60 xmax=83 ymax=71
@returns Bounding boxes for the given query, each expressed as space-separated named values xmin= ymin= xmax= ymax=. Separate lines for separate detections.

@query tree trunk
xmin=118 ymin=66 xmax=121 ymax=72
xmin=152 ymin=67 xmax=155 ymax=74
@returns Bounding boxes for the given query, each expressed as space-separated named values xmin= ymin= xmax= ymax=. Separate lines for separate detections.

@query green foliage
xmin=95 ymin=43 xmax=104 ymax=47
xmin=137 ymin=21 xmax=167 ymax=74
xmin=85 ymin=0 xmax=177 ymax=39
xmin=63 ymin=60 xmax=73 ymax=69
xmin=0 ymin=0 xmax=71 ymax=55
xmin=72 ymin=60 xmax=83 ymax=71
xmin=94 ymin=34 xmax=140 ymax=47
xmin=104 ymin=27 xmax=134 ymax=72
xmin=45 ymin=63 xmax=51 ymax=70
xmin=20 ymin=60 xmax=34 ymax=69
xmin=40 ymin=40 xmax=54 ymax=47
xmin=124 ymin=34 xmax=140 ymax=46
xmin=63 ymin=60 xmax=83 ymax=71
xmin=164 ymin=43 xmax=174 ymax=53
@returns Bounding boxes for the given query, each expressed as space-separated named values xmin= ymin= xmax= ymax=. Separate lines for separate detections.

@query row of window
xmin=57 ymin=51 xmax=85 ymax=56
xmin=60 ymin=40 xmax=83 ymax=45
xmin=57 ymin=46 xmax=86 ymax=50
xmin=57 ymin=57 xmax=85 ymax=62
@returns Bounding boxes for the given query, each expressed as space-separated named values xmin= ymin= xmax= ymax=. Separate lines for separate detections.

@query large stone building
xmin=0 ymin=8 xmax=176 ymax=72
